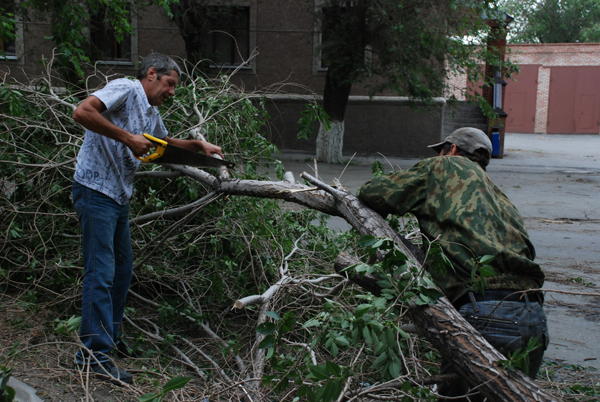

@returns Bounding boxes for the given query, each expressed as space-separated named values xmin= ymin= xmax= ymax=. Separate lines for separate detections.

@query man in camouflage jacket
xmin=357 ymin=127 xmax=549 ymax=401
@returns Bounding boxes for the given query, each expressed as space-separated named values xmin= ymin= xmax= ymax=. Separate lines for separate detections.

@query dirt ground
xmin=0 ymin=299 xmax=209 ymax=401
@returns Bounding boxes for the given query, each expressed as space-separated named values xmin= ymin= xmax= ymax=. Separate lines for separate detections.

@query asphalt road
xmin=276 ymin=133 xmax=600 ymax=369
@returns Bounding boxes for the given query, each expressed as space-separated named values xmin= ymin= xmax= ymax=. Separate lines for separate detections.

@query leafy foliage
xmin=0 ymin=62 xmax=370 ymax=399
xmin=311 ymin=0 xmax=519 ymax=163
xmin=138 ymin=376 xmax=193 ymax=402
xmin=497 ymin=336 xmax=542 ymax=375
xmin=500 ymin=0 xmax=600 ymax=43
xmin=297 ymin=102 xmax=331 ymax=141
xmin=258 ymin=236 xmax=444 ymax=401
xmin=470 ymin=254 xmax=497 ymax=294
xmin=15 ymin=0 xmax=176 ymax=83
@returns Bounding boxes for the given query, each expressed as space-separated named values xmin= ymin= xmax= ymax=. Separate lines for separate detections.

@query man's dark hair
xmin=137 ymin=53 xmax=182 ymax=80
xmin=441 ymin=143 xmax=490 ymax=170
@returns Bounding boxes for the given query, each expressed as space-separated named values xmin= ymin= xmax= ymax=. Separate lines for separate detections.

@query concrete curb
xmin=7 ymin=377 xmax=44 ymax=402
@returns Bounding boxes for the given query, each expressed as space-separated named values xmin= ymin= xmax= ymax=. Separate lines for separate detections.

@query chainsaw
xmin=136 ymin=133 xmax=235 ymax=169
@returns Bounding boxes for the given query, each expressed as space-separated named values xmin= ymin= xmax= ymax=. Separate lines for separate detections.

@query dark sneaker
xmin=114 ymin=337 xmax=138 ymax=358
xmin=74 ymin=361 xmax=133 ymax=385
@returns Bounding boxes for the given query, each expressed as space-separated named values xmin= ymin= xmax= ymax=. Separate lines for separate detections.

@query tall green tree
xmin=500 ymin=0 xmax=600 ymax=43
xmin=169 ymin=1 xmax=240 ymax=68
xmin=16 ymin=0 xmax=175 ymax=84
xmin=311 ymin=0 xmax=514 ymax=164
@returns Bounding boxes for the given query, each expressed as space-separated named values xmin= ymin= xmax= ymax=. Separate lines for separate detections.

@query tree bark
xmin=159 ymin=165 xmax=559 ymax=402
xmin=316 ymin=63 xmax=352 ymax=164
xmin=316 ymin=120 xmax=345 ymax=164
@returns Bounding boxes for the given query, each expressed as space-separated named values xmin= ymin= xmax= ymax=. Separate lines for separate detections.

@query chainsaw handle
xmin=135 ymin=133 xmax=167 ymax=162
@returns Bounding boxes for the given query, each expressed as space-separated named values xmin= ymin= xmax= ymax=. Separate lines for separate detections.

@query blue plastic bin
xmin=492 ymin=132 xmax=500 ymax=156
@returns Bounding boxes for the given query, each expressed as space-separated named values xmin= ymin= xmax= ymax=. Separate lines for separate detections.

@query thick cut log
xmin=335 ymin=253 xmax=556 ymax=402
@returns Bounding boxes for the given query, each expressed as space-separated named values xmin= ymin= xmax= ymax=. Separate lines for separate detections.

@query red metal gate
xmin=505 ymin=65 xmax=539 ymax=133
xmin=547 ymin=66 xmax=600 ymax=134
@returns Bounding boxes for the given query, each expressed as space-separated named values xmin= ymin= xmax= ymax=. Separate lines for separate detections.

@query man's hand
xmin=126 ymin=134 xmax=155 ymax=158
xmin=164 ymin=137 xmax=224 ymax=159
xmin=198 ymin=141 xmax=224 ymax=159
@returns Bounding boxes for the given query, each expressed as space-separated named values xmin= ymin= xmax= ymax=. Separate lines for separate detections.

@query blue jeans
xmin=72 ymin=182 xmax=133 ymax=365
xmin=439 ymin=298 xmax=549 ymax=401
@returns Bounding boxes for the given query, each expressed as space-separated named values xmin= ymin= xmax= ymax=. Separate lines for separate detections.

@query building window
xmin=0 ymin=0 xmax=18 ymax=60
xmin=314 ymin=3 xmax=355 ymax=72
xmin=90 ymin=5 xmax=135 ymax=64
xmin=207 ymin=6 xmax=250 ymax=67
xmin=319 ymin=6 xmax=338 ymax=69
xmin=0 ymin=35 xmax=16 ymax=58
xmin=313 ymin=2 xmax=370 ymax=75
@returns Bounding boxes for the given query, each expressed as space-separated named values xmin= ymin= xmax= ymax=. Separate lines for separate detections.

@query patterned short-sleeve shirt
xmin=74 ymin=79 xmax=168 ymax=205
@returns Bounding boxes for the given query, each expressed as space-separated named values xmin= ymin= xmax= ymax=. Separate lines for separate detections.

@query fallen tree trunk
xmin=160 ymin=165 xmax=559 ymax=402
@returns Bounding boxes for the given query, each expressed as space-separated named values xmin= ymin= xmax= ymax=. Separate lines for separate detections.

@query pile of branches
xmin=0 ymin=59 xmax=440 ymax=401
xmin=0 ymin=57 xmax=574 ymax=402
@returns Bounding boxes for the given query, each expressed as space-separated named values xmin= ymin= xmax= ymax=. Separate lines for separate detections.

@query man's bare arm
xmin=73 ymin=96 xmax=153 ymax=157
xmin=164 ymin=136 xmax=224 ymax=159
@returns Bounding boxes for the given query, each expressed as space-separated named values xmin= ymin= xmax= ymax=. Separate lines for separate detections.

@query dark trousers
xmin=72 ymin=182 xmax=133 ymax=365
xmin=438 ymin=297 xmax=549 ymax=401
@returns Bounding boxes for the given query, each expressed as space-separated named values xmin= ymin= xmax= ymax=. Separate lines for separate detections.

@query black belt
xmin=453 ymin=290 xmax=543 ymax=309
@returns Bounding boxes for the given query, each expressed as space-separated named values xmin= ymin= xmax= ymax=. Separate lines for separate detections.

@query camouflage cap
xmin=428 ymin=127 xmax=493 ymax=157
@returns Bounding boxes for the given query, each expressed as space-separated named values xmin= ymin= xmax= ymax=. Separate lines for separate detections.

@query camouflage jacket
xmin=357 ymin=156 xmax=545 ymax=303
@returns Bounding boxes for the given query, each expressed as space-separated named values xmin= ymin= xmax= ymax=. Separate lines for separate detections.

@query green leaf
xmin=389 ymin=361 xmax=401 ymax=378
xmin=334 ymin=336 xmax=349 ymax=347
xmin=303 ymin=318 xmax=321 ymax=328
xmin=479 ymin=265 xmax=496 ymax=277
xmin=373 ymin=351 xmax=388 ymax=368
xmin=138 ymin=394 xmax=160 ymax=402
xmin=355 ymin=304 xmax=373 ymax=319
xmin=372 ymin=239 xmax=387 ymax=248
xmin=419 ymin=293 xmax=434 ymax=304
xmin=309 ymin=364 xmax=330 ymax=380
xmin=479 ymin=255 xmax=495 ymax=265
xmin=265 ymin=311 xmax=280 ymax=320
xmin=330 ymin=342 xmax=339 ymax=357
xmin=326 ymin=361 xmax=342 ymax=377
xmin=358 ymin=235 xmax=377 ymax=247
xmin=163 ymin=376 xmax=192 ymax=392
xmin=398 ymin=327 xmax=410 ymax=339
xmin=258 ymin=335 xmax=275 ymax=349
xmin=374 ymin=297 xmax=388 ymax=311
xmin=362 ymin=326 xmax=372 ymax=345
xmin=414 ymin=297 xmax=428 ymax=306
xmin=384 ymin=328 xmax=396 ymax=348
xmin=256 ymin=322 xmax=277 ymax=335
xmin=297 ymin=385 xmax=308 ymax=397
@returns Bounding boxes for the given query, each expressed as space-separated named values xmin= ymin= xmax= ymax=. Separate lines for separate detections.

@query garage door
xmin=505 ymin=65 xmax=539 ymax=133
xmin=547 ymin=66 xmax=600 ymax=134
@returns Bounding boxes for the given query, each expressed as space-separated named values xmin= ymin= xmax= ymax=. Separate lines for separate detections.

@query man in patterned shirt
xmin=71 ymin=53 xmax=222 ymax=384
xmin=357 ymin=127 xmax=548 ymax=401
